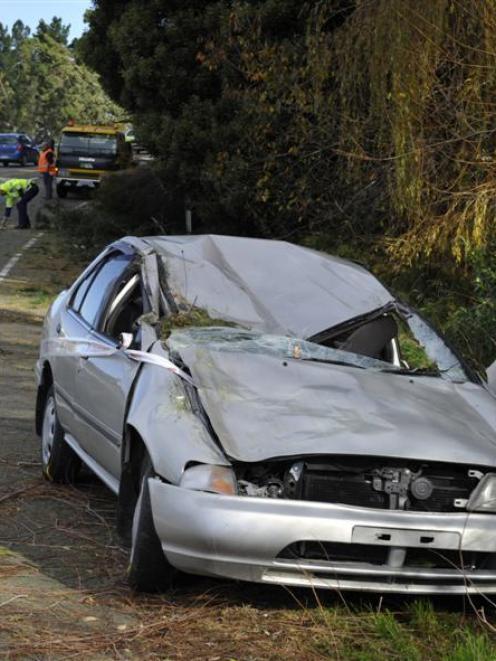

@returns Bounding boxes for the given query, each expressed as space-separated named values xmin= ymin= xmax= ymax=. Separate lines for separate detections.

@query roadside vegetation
xmin=74 ymin=0 xmax=496 ymax=375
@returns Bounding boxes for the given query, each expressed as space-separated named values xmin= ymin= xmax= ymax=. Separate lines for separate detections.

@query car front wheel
xmin=41 ymin=386 xmax=80 ymax=483
xmin=127 ymin=454 xmax=176 ymax=592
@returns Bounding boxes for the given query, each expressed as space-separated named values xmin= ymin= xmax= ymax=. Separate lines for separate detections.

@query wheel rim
xmin=41 ymin=395 xmax=56 ymax=465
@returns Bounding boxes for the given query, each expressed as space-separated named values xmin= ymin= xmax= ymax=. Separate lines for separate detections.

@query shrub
xmin=55 ymin=166 xmax=185 ymax=259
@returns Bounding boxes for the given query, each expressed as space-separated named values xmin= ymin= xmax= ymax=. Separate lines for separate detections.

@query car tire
xmin=2 ymin=162 xmax=8 ymax=167
xmin=127 ymin=453 xmax=176 ymax=592
xmin=56 ymin=183 xmax=67 ymax=199
xmin=41 ymin=386 xmax=80 ymax=483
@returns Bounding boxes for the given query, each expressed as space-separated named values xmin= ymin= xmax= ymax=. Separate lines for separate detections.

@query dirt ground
xmin=0 ymin=227 xmax=495 ymax=660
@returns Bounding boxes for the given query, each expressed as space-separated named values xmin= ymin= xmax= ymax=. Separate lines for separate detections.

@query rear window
xmin=59 ymin=132 xmax=117 ymax=155
xmin=0 ymin=136 xmax=19 ymax=145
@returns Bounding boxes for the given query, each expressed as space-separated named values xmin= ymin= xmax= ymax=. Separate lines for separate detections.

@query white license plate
xmin=352 ymin=526 xmax=460 ymax=548
xmin=80 ymin=163 xmax=93 ymax=169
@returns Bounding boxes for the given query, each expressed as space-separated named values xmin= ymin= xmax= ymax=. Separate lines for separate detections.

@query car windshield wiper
xmin=379 ymin=366 xmax=439 ymax=376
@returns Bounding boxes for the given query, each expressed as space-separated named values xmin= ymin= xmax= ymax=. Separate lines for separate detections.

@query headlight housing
xmin=467 ymin=473 xmax=496 ymax=512
xmin=179 ymin=464 xmax=237 ymax=495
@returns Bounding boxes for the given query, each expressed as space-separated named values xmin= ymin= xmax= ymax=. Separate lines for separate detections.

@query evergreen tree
xmin=36 ymin=17 xmax=71 ymax=45
xmin=0 ymin=19 xmax=122 ymax=139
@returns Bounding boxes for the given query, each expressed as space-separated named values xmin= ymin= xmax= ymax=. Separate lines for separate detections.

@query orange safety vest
xmin=38 ymin=148 xmax=56 ymax=175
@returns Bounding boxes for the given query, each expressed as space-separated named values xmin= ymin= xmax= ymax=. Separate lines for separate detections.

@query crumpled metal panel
xmin=144 ymin=234 xmax=393 ymax=337
xmin=126 ymin=341 xmax=229 ymax=483
xmin=168 ymin=329 xmax=496 ymax=465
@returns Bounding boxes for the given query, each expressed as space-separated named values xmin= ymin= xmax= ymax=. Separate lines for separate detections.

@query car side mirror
xmin=486 ymin=360 xmax=496 ymax=396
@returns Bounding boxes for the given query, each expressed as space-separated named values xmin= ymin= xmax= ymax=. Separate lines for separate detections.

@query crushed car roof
xmin=139 ymin=234 xmax=393 ymax=338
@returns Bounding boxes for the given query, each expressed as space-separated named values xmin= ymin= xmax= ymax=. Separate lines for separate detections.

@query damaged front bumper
xmin=149 ymin=479 xmax=496 ymax=594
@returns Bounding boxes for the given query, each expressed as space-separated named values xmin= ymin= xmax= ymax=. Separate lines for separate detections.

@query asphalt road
xmin=0 ymin=163 xmax=39 ymax=177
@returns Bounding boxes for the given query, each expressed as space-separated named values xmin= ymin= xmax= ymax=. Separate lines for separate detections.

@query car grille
xmin=278 ymin=541 xmax=491 ymax=571
xmin=294 ymin=459 xmax=480 ymax=512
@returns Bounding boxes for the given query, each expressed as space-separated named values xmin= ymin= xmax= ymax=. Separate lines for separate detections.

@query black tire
xmin=2 ymin=161 xmax=8 ymax=167
xmin=56 ymin=183 xmax=67 ymax=198
xmin=127 ymin=454 xmax=176 ymax=592
xmin=41 ymin=386 xmax=80 ymax=483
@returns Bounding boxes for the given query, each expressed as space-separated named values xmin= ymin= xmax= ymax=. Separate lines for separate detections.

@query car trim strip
xmin=64 ymin=433 xmax=119 ymax=494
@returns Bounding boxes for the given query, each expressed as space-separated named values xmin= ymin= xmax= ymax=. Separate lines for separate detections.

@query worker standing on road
xmin=0 ymin=178 xmax=39 ymax=229
xmin=38 ymin=139 xmax=56 ymax=200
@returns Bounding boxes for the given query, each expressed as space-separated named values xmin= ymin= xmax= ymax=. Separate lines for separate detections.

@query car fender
xmin=125 ymin=359 xmax=229 ymax=485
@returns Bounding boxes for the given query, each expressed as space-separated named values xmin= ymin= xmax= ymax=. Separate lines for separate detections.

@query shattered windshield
xmin=167 ymin=327 xmax=401 ymax=371
xmin=164 ymin=304 xmax=469 ymax=384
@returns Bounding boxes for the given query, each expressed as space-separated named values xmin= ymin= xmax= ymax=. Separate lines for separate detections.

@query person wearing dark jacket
xmin=0 ymin=178 xmax=39 ymax=229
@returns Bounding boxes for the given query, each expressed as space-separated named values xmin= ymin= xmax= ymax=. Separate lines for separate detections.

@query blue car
xmin=0 ymin=133 xmax=39 ymax=167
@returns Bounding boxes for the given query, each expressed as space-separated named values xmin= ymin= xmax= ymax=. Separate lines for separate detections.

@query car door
xmin=71 ymin=252 xmax=146 ymax=479
xmin=23 ymin=136 xmax=35 ymax=162
xmin=49 ymin=262 xmax=103 ymax=434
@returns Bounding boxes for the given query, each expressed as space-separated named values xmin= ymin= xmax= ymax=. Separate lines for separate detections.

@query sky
xmin=0 ymin=0 xmax=93 ymax=40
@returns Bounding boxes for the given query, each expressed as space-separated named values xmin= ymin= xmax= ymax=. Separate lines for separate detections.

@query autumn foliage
xmin=78 ymin=1 xmax=496 ymax=368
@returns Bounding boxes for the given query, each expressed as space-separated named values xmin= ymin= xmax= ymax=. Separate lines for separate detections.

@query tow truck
xmin=55 ymin=123 xmax=133 ymax=198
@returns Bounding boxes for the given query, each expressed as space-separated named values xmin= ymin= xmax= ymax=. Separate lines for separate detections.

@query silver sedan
xmin=36 ymin=235 xmax=496 ymax=593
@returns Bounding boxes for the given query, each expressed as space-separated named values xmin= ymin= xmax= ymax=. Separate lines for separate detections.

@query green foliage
xmin=80 ymin=1 xmax=496 ymax=256
xmin=79 ymin=0 xmax=496 ymax=368
xmin=313 ymin=602 xmax=496 ymax=660
xmin=443 ymin=249 xmax=496 ymax=372
xmin=447 ymin=631 xmax=496 ymax=661
xmin=35 ymin=17 xmax=71 ymax=45
xmin=160 ymin=307 xmax=236 ymax=338
xmin=0 ymin=19 xmax=121 ymax=139
xmin=370 ymin=611 xmax=422 ymax=660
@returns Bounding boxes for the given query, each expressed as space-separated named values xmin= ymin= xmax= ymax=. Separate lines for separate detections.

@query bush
xmin=444 ymin=250 xmax=496 ymax=373
xmin=55 ymin=166 xmax=185 ymax=259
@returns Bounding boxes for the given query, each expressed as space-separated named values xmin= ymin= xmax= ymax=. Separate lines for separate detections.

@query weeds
xmin=160 ymin=306 xmax=236 ymax=338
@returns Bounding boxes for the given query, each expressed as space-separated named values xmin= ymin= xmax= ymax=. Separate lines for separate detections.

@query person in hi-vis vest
xmin=0 ymin=178 xmax=39 ymax=229
xmin=38 ymin=139 xmax=56 ymax=200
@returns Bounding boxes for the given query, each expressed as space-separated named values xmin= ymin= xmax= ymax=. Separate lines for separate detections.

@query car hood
xmin=171 ymin=340 xmax=496 ymax=467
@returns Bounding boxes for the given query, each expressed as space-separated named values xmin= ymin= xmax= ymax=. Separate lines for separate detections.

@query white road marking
xmin=0 ymin=232 xmax=44 ymax=283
